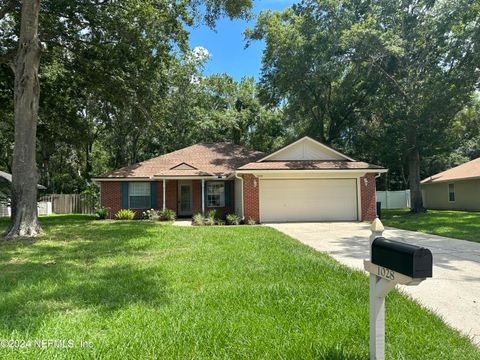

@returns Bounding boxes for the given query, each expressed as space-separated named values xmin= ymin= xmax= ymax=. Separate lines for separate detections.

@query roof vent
xmin=170 ymin=163 xmax=197 ymax=170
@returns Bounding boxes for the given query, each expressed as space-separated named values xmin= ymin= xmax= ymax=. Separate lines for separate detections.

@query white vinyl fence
xmin=0 ymin=203 xmax=9 ymax=217
xmin=376 ymin=190 xmax=410 ymax=209
xmin=0 ymin=201 xmax=52 ymax=217
xmin=38 ymin=201 xmax=53 ymax=215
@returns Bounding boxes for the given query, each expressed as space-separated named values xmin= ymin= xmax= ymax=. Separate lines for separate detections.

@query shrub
xmin=143 ymin=209 xmax=161 ymax=221
xmin=204 ymin=216 xmax=216 ymax=226
xmin=95 ymin=206 xmax=109 ymax=220
xmin=217 ymin=220 xmax=226 ymax=226
xmin=160 ymin=208 xmax=176 ymax=221
xmin=247 ymin=217 xmax=257 ymax=225
xmin=192 ymin=213 xmax=205 ymax=226
xmin=226 ymin=213 xmax=240 ymax=225
xmin=115 ymin=209 xmax=135 ymax=220
xmin=81 ymin=182 xmax=100 ymax=209
xmin=206 ymin=209 xmax=220 ymax=221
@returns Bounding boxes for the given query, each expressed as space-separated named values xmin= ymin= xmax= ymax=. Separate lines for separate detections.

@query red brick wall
xmin=360 ymin=174 xmax=377 ymax=221
xmin=101 ymin=181 xmax=166 ymax=219
xmin=100 ymin=179 xmax=239 ymax=219
xmin=100 ymin=182 xmax=121 ymax=219
xmin=166 ymin=180 xmax=178 ymax=213
xmin=243 ymin=174 xmax=260 ymax=223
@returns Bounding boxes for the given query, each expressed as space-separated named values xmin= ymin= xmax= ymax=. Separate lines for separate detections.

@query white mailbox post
xmin=365 ymin=218 xmax=433 ymax=360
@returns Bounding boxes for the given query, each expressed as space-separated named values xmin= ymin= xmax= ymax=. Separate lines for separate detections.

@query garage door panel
xmin=259 ymin=179 xmax=357 ymax=222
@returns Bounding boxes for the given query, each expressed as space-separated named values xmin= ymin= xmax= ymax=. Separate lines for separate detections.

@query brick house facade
xmin=242 ymin=174 xmax=260 ymax=223
xmin=95 ymin=138 xmax=385 ymax=223
xmin=101 ymin=179 xmax=235 ymax=220
xmin=360 ymin=174 xmax=377 ymax=221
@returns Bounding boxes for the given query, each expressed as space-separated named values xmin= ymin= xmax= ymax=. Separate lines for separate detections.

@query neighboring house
xmin=0 ymin=170 xmax=46 ymax=199
xmin=93 ymin=137 xmax=387 ymax=222
xmin=421 ymin=157 xmax=480 ymax=211
xmin=0 ymin=171 xmax=48 ymax=217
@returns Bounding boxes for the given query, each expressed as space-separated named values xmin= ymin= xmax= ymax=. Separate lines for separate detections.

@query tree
xmin=246 ymin=1 xmax=377 ymax=145
xmin=0 ymin=63 xmax=14 ymax=173
xmin=422 ymin=95 xmax=480 ymax=177
xmin=249 ymin=0 xmax=480 ymax=211
xmin=4 ymin=0 xmax=41 ymax=237
xmin=343 ymin=0 xmax=480 ymax=212
xmin=0 ymin=0 xmax=253 ymax=238
xmin=453 ymin=96 xmax=480 ymax=160
xmin=146 ymin=50 xmax=287 ymax=156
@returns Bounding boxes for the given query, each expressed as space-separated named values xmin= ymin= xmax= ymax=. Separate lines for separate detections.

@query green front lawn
xmin=382 ymin=209 xmax=480 ymax=243
xmin=0 ymin=215 xmax=477 ymax=359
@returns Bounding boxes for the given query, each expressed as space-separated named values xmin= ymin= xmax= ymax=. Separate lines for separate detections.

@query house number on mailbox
xmin=365 ymin=219 xmax=433 ymax=360
xmin=377 ymin=265 xmax=395 ymax=281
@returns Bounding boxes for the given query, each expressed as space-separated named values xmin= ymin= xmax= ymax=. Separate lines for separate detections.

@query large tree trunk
xmin=408 ymin=142 xmax=424 ymax=213
xmin=3 ymin=0 xmax=42 ymax=238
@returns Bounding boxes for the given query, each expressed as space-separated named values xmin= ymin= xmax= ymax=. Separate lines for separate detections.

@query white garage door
xmin=259 ymin=179 xmax=358 ymax=222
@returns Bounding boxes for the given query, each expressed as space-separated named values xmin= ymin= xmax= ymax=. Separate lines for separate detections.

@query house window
xmin=207 ymin=182 xmax=225 ymax=208
xmin=448 ymin=183 xmax=455 ymax=202
xmin=129 ymin=182 xmax=151 ymax=209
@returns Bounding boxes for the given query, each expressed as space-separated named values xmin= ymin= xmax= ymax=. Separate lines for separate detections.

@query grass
xmin=0 ymin=215 xmax=478 ymax=359
xmin=381 ymin=209 xmax=480 ymax=243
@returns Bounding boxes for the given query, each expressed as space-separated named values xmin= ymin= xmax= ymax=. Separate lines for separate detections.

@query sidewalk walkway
xmin=173 ymin=219 xmax=192 ymax=227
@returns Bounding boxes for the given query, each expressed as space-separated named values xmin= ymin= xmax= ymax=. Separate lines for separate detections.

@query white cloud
xmin=191 ymin=46 xmax=211 ymax=61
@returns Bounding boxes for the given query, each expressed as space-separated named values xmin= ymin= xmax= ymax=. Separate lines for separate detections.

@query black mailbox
xmin=372 ymin=237 xmax=433 ymax=278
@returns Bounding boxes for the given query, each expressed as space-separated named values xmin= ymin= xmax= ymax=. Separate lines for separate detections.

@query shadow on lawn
xmin=0 ymin=215 xmax=98 ymax=245
xmin=0 ymin=217 xmax=170 ymax=333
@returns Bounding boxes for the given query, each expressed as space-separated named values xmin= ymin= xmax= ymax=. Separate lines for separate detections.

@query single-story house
xmin=421 ymin=157 xmax=480 ymax=211
xmin=0 ymin=170 xmax=46 ymax=202
xmin=0 ymin=170 xmax=48 ymax=217
xmin=0 ymin=171 xmax=47 ymax=191
xmin=93 ymin=137 xmax=387 ymax=222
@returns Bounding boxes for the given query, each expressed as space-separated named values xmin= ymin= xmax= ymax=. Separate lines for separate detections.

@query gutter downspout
xmin=201 ymin=179 xmax=205 ymax=214
xmin=162 ymin=179 xmax=166 ymax=210
xmin=234 ymin=172 xmax=244 ymax=220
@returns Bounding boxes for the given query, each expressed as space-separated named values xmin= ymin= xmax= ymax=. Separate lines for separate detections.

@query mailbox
xmin=371 ymin=237 xmax=433 ymax=278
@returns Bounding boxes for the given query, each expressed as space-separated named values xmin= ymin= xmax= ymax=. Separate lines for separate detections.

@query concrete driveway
xmin=268 ymin=222 xmax=480 ymax=346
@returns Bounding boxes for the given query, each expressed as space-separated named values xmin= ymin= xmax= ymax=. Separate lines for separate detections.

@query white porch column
xmin=162 ymin=179 xmax=166 ymax=210
xmin=201 ymin=179 xmax=205 ymax=213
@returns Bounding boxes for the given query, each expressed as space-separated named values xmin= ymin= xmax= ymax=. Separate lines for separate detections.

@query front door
xmin=178 ymin=181 xmax=193 ymax=216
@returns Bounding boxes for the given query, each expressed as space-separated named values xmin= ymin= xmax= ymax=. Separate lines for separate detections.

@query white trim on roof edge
xmin=93 ymin=176 xmax=225 ymax=182
xmin=92 ymin=177 xmax=151 ymax=182
xmin=421 ymin=175 xmax=480 ymax=185
xmin=235 ymin=169 xmax=388 ymax=175
xmin=257 ymin=136 xmax=355 ymax=162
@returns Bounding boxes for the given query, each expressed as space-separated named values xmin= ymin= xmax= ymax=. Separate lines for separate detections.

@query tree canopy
xmin=0 ymin=0 xmax=479 ymax=217
xmin=0 ymin=0 xmax=259 ymax=237
xmin=247 ymin=0 xmax=480 ymax=210
xmin=0 ymin=0 xmax=264 ymax=195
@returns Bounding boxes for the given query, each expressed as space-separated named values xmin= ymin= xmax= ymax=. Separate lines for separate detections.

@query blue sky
xmin=188 ymin=0 xmax=298 ymax=81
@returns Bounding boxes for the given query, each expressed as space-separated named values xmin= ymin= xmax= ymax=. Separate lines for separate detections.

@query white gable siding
xmin=266 ymin=140 xmax=346 ymax=161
